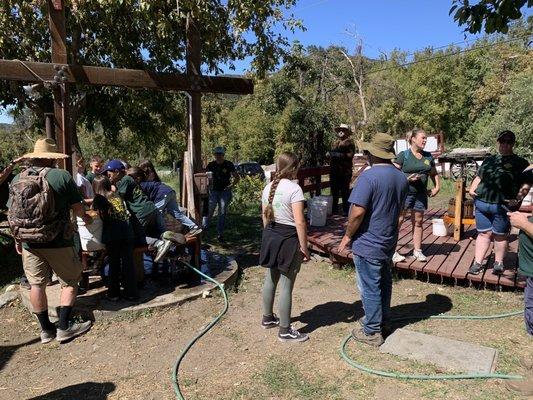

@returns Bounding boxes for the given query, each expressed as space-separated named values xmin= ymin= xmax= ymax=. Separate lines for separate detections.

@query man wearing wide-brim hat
xmin=328 ymin=124 xmax=356 ymax=215
xmin=8 ymin=138 xmax=93 ymax=344
xmin=339 ymin=132 xmax=409 ymax=347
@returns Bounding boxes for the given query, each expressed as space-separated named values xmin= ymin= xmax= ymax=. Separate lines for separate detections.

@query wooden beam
xmin=48 ymin=0 xmax=71 ymax=172
xmin=0 ymin=59 xmax=254 ymax=95
xmin=186 ymin=15 xmax=203 ymax=223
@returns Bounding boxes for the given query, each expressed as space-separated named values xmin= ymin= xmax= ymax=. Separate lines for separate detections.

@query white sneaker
xmin=392 ymin=251 xmax=406 ymax=263
xmin=153 ymin=239 xmax=172 ymax=263
xmin=413 ymin=249 xmax=427 ymax=262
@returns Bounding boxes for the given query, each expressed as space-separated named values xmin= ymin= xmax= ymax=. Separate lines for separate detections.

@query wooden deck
xmin=308 ymin=209 xmax=525 ymax=290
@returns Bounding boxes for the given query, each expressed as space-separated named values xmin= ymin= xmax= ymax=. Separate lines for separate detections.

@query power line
xmin=366 ymin=34 xmax=532 ymax=75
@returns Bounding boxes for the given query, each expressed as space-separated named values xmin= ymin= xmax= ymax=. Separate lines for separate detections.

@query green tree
xmin=0 ymin=0 xmax=303 ymax=161
xmin=450 ymin=0 xmax=532 ymax=33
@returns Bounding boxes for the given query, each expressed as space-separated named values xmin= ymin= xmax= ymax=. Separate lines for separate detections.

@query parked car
xmin=236 ymin=162 xmax=265 ymax=180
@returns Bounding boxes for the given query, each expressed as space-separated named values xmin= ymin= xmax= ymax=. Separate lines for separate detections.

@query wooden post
xmin=453 ymin=179 xmax=464 ymax=241
xmin=186 ymin=14 xmax=202 ymax=222
xmin=48 ymin=0 xmax=71 ymax=172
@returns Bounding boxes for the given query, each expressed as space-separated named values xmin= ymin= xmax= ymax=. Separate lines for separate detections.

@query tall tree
xmin=0 ymin=0 xmax=302 ymax=155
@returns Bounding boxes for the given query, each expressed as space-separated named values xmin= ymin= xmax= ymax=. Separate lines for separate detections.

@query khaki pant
xmin=22 ymin=247 xmax=82 ymax=288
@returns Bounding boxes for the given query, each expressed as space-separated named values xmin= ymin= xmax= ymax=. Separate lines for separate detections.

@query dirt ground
xmin=0 ymin=257 xmax=530 ymax=400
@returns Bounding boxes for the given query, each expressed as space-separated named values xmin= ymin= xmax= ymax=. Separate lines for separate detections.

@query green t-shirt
xmin=116 ymin=175 xmax=156 ymax=220
xmin=93 ymin=194 xmax=134 ymax=243
xmin=10 ymin=168 xmax=83 ymax=248
xmin=85 ymin=171 xmax=96 ymax=183
xmin=475 ymin=154 xmax=529 ymax=204
xmin=395 ymin=149 xmax=435 ymax=194
xmin=518 ymin=215 xmax=533 ymax=277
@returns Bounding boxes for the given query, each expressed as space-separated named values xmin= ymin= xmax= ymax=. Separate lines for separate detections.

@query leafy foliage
xmin=450 ymin=0 xmax=532 ymax=33
xmin=230 ymin=175 xmax=264 ymax=213
xmin=0 ymin=0 xmax=303 ymax=161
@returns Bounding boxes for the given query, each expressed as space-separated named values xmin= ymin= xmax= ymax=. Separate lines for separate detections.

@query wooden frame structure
xmin=0 ymin=0 xmax=253 ymax=221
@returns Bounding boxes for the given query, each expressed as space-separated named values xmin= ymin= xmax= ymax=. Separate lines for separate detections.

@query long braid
xmin=264 ymin=176 xmax=282 ymax=224
xmin=263 ymin=152 xmax=300 ymax=225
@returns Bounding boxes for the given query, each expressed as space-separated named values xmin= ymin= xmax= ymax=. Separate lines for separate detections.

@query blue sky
xmin=1 ymin=0 xmax=530 ymax=124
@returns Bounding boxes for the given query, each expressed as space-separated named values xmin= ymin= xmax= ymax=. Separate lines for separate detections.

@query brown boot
xmin=505 ymin=376 xmax=533 ymax=396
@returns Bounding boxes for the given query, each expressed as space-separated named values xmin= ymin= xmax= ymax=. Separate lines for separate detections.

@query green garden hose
xmin=340 ymin=311 xmax=524 ymax=380
xmin=172 ymin=260 xmax=229 ymax=400
xmin=170 ymin=260 xmax=525 ymax=398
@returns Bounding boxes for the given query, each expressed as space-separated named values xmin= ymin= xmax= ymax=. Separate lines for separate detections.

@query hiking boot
xmin=162 ymin=231 xmax=186 ymax=244
xmin=413 ymin=249 xmax=427 ymax=262
xmin=40 ymin=329 xmax=56 ymax=344
xmin=56 ymin=321 xmax=92 ymax=343
xmin=187 ymin=226 xmax=203 ymax=236
xmin=278 ymin=326 xmax=309 ymax=343
xmin=392 ymin=251 xmax=406 ymax=263
xmin=492 ymin=261 xmax=504 ymax=275
xmin=505 ymin=377 xmax=533 ymax=396
xmin=153 ymin=239 xmax=173 ymax=263
xmin=351 ymin=327 xmax=384 ymax=347
xmin=469 ymin=261 xmax=483 ymax=275
xmin=261 ymin=314 xmax=280 ymax=329
xmin=358 ymin=318 xmax=393 ymax=337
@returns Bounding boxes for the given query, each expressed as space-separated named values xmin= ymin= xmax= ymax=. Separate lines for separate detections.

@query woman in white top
xmin=259 ymin=152 xmax=310 ymax=343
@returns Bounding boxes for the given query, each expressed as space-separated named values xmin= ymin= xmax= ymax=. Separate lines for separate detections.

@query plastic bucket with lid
xmin=431 ymin=218 xmax=448 ymax=237
xmin=309 ymin=198 xmax=328 ymax=227
xmin=315 ymin=195 xmax=333 ymax=215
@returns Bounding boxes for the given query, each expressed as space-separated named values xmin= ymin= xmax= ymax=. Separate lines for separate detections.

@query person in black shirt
xmin=328 ymin=124 xmax=355 ymax=214
xmin=202 ymin=147 xmax=240 ymax=242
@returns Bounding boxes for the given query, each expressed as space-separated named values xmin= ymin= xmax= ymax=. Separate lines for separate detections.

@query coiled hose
xmin=340 ymin=310 xmax=524 ymax=380
xmin=172 ymin=260 xmax=229 ymax=400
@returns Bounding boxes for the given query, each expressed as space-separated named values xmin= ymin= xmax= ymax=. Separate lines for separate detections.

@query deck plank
xmin=306 ymin=209 xmax=522 ymax=290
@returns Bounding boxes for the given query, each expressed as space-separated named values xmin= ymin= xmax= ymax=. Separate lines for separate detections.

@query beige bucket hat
xmin=334 ymin=124 xmax=353 ymax=134
xmin=23 ymin=138 xmax=69 ymax=159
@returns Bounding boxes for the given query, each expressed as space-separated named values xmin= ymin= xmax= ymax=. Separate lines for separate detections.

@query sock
xmin=35 ymin=311 xmax=55 ymax=331
xmin=58 ymin=306 xmax=73 ymax=330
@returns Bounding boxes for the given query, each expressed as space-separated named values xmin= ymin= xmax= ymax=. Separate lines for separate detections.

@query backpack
xmin=8 ymin=168 xmax=66 ymax=243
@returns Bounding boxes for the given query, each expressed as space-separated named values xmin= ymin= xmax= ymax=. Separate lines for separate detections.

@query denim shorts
xmin=404 ymin=192 xmax=428 ymax=211
xmin=474 ymin=199 xmax=509 ymax=235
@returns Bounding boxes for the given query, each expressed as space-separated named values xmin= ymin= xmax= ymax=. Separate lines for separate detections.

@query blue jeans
xmin=203 ymin=189 xmax=232 ymax=235
xmin=474 ymin=199 xmax=509 ymax=235
xmin=154 ymin=191 xmax=197 ymax=230
xmin=354 ymin=255 xmax=393 ymax=335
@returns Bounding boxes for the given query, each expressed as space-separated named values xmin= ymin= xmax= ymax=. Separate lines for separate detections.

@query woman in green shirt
xmin=394 ymin=129 xmax=440 ymax=262
xmin=468 ymin=131 xmax=530 ymax=275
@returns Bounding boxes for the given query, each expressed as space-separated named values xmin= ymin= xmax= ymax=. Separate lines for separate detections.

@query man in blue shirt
xmin=339 ymin=133 xmax=408 ymax=346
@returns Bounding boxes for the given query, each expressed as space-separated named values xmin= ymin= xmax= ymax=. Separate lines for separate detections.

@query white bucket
xmin=309 ymin=198 xmax=328 ymax=227
xmin=77 ymin=216 xmax=105 ymax=251
xmin=315 ymin=195 xmax=333 ymax=215
xmin=432 ymin=218 xmax=448 ymax=237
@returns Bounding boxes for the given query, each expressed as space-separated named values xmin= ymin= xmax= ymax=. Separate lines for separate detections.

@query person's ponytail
xmin=262 ymin=152 xmax=300 ymax=225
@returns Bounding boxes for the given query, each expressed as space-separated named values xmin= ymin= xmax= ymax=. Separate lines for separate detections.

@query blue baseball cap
xmin=101 ymin=159 xmax=126 ymax=173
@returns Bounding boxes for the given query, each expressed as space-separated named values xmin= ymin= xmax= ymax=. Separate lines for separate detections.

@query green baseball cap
xmin=357 ymin=132 xmax=396 ymax=159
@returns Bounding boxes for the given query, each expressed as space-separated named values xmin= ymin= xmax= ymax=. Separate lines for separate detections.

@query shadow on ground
xmin=27 ymin=382 xmax=116 ymax=400
xmin=296 ymin=294 xmax=453 ymax=334
xmin=0 ymin=337 xmax=40 ymax=371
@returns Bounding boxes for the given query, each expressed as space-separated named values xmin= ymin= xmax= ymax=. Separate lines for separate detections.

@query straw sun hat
xmin=23 ymin=138 xmax=68 ymax=159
